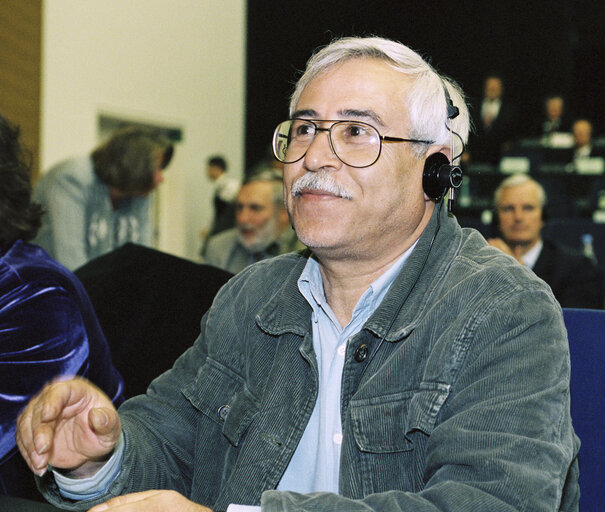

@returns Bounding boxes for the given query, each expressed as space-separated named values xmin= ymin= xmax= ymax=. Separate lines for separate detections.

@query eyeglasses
xmin=272 ymin=118 xmax=433 ymax=168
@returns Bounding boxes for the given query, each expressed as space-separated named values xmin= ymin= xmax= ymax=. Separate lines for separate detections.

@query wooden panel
xmin=0 ymin=0 xmax=42 ymax=179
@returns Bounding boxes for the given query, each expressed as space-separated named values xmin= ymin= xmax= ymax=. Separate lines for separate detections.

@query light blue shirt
xmin=54 ymin=245 xmax=415 ymax=510
xmin=277 ymin=248 xmax=413 ymax=494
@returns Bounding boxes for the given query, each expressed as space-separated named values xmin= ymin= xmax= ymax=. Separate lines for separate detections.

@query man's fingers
xmin=89 ymin=407 xmax=121 ymax=449
xmin=16 ymin=396 xmax=54 ymax=475
xmin=15 ymin=426 xmax=40 ymax=475
xmin=90 ymin=407 xmax=117 ymax=434
xmin=32 ymin=421 xmax=55 ymax=453
xmin=87 ymin=490 xmax=214 ymax=511
xmin=15 ymin=378 xmax=114 ymax=475
xmin=88 ymin=490 xmax=165 ymax=511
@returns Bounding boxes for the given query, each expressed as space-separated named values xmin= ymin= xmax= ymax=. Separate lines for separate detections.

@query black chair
xmin=75 ymin=243 xmax=233 ymax=398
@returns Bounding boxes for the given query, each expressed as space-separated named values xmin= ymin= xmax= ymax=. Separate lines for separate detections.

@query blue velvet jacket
xmin=0 ymin=240 xmax=124 ymax=499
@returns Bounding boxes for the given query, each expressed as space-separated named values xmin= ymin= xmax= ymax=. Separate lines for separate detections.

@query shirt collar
xmin=298 ymin=243 xmax=417 ymax=329
xmin=521 ymin=239 xmax=543 ymax=269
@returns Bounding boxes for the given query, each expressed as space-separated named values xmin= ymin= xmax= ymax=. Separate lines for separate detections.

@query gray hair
xmin=243 ymin=168 xmax=284 ymax=206
xmin=289 ymin=36 xmax=470 ymax=160
xmin=494 ymin=173 xmax=547 ymax=208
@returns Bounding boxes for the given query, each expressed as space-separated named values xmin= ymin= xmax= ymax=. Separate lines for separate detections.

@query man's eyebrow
xmin=291 ymin=109 xmax=318 ymax=118
xmin=339 ymin=109 xmax=385 ymax=127
xmin=290 ymin=108 xmax=385 ymax=127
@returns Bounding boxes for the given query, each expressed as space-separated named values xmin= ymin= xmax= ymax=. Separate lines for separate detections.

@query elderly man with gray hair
xmin=489 ymin=173 xmax=602 ymax=308
xmin=17 ymin=36 xmax=578 ymax=512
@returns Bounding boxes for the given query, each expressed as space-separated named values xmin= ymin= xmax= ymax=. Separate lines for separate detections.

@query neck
xmin=315 ymin=206 xmax=433 ymax=328
xmin=316 ymin=254 xmax=398 ymax=327
xmin=509 ymin=238 xmax=541 ymax=261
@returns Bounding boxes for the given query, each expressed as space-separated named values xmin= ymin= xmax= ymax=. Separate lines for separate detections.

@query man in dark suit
xmin=467 ymin=74 xmax=518 ymax=165
xmin=488 ymin=173 xmax=603 ymax=308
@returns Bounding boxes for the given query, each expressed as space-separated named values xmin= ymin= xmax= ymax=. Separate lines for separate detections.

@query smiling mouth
xmin=295 ymin=187 xmax=345 ymax=198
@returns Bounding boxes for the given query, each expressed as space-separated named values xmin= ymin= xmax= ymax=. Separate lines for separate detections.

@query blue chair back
xmin=562 ymin=308 xmax=605 ymax=511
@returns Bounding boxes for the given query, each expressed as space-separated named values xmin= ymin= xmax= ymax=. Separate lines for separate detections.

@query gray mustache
xmin=291 ymin=171 xmax=352 ymax=199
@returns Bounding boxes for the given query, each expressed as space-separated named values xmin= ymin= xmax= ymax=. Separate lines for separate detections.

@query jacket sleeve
xmin=261 ymin=287 xmax=579 ymax=512
xmin=1 ymin=283 xmax=92 ymax=459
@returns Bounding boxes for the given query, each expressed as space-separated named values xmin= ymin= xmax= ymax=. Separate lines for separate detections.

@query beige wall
xmin=40 ymin=0 xmax=246 ymax=260
xmin=0 ymin=1 xmax=42 ymax=178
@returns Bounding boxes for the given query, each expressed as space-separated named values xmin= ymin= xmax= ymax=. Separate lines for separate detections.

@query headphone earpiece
xmin=422 ymin=152 xmax=463 ymax=202
xmin=421 ymin=80 xmax=464 ymax=206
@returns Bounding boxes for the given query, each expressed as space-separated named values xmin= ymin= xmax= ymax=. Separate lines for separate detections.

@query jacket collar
xmin=256 ymin=204 xmax=462 ymax=342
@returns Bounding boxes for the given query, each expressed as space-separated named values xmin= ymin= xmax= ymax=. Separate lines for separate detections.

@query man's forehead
xmin=238 ymin=182 xmax=273 ymax=202
xmin=501 ymin=184 xmax=541 ymax=203
xmin=295 ymin=58 xmax=409 ymax=119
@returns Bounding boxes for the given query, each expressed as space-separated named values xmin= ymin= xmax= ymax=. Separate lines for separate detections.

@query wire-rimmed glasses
xmin=272 ymin=118 xmax=433 ymax=168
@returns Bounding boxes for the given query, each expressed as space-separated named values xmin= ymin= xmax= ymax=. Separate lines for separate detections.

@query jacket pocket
xmin=183 ymin=358 xmax=259 ymax=447
xmin=350 ymin=382 xmax=450 ymax=453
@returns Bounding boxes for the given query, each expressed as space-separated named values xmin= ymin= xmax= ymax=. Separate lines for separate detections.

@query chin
xmin=296 ymin=227 xmax=355 ymax=257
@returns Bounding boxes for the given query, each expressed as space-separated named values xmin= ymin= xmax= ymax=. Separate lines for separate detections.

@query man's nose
xmin=237 ymin=208 xmax=252 ymax=225
xmin=303 ymin=129 xmax=340 ymax=171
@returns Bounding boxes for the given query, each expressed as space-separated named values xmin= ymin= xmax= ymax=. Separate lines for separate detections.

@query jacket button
xmin=217 ymin=404 xmax=231 ymax=421
xmin=354 ymin=344 xmax=369 ymax=362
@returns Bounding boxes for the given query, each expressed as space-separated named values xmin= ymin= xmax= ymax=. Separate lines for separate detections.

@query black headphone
xmin=422 ymin=83 xmax=463 ymax=206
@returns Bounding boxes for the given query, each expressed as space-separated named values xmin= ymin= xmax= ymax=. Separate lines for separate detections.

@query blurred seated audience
xmin=466 ymin=73 xmax=518 ymax=165
xmin=75 ymin=243 xmax=233 ymax=398
xmin=202 ymin=170 xmax=305 ymax=274
xmin=0 ymin=113 xmax=124 ymax=500
xmin=488 ymin=173 xmax=602 ymax=308
xmin=570 ymin=118 xmax=604 ymax=161
xmin=537 ymin=95 xmax=572 ymax=143
xmin=33 ymin=125 xmax=174 ymax=270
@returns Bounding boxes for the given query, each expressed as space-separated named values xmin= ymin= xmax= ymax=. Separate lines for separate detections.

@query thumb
xmin=89 ymin=407 xmax=120 ymax=440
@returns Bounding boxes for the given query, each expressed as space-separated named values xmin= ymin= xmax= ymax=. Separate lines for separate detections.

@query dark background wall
xmin=245 ymin=0 xmax=605 ymax=171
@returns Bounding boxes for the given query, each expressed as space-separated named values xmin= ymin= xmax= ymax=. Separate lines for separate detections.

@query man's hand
xmin=16 ymin=377 xmax=120 ymax=477
xmin=88 ymin=490 xmax=213 ymax=511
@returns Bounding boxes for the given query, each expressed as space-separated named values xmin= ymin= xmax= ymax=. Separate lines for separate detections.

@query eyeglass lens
xmin=273 ymin=120 xmax=382 ymax=168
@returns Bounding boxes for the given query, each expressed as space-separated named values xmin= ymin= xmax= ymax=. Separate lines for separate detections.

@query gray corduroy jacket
xmin=40 ymin=205 xmax=580 ymax=512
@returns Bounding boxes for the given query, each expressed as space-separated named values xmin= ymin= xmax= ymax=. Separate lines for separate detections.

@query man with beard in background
xmin=203 ymin=169 xmax=303 ymax=273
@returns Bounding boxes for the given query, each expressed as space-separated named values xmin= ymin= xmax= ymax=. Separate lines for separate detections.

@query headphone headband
xmin=443 ymin=82 xmax=460 ymax=120
xmin=422 ymin=79 xmax=463 ymax=213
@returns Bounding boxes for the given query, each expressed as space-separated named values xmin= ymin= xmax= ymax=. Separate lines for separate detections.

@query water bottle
xmin=582 ymin=233 xmax=597 ymax=263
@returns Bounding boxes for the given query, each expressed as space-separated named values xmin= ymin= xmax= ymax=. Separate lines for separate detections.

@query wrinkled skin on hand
xmin=16 ymin=377 xmax=120 ymax=477
xmin=88 ymin=490 xmax=213 ymax=511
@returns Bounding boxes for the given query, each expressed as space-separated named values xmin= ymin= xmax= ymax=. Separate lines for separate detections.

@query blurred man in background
xmin=489 ymin=173 xmax=602 ymax=308
xmin=203 ymin=170 xmax=303 ymax=273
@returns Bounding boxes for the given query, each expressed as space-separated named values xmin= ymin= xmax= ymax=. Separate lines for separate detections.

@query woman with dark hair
xmin=32 ymin=125 xmax=174 ymax=270
xmin=0 ymin=113 xmax=124 ymax=500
